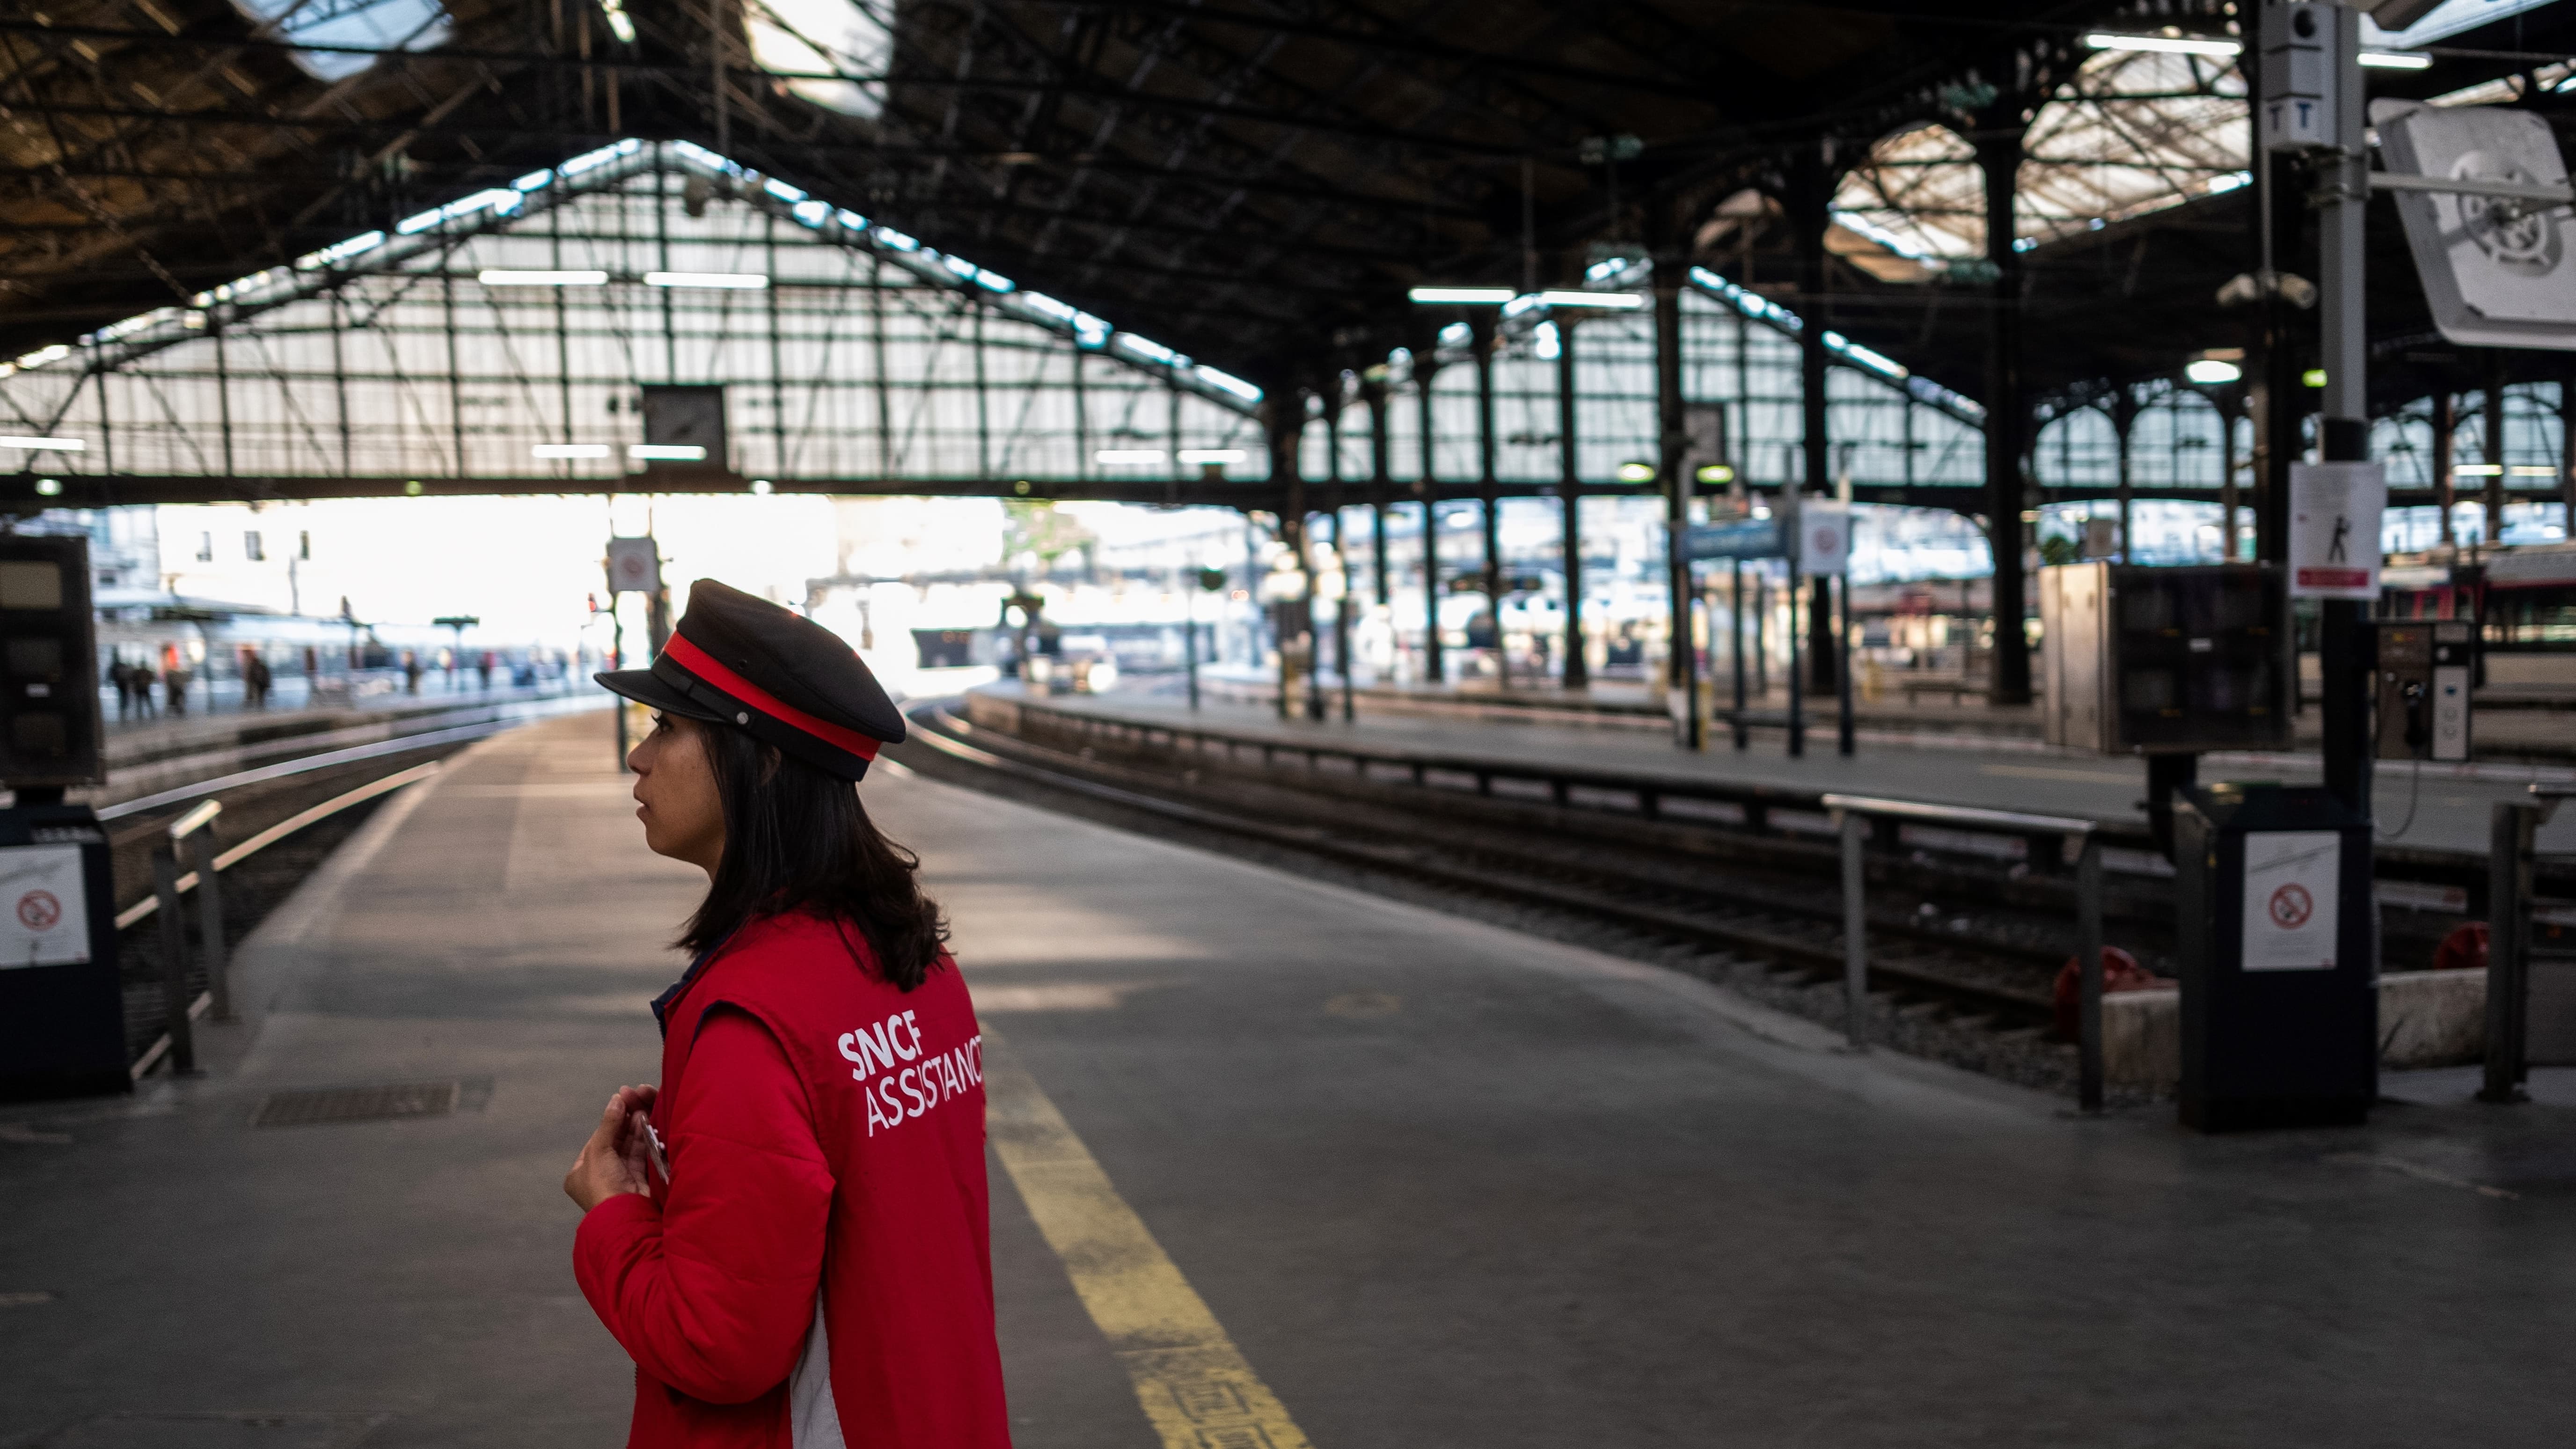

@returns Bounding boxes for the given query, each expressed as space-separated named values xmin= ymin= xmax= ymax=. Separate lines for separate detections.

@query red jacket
xmin=575 ymin=912 xmax=1011 ymax=1449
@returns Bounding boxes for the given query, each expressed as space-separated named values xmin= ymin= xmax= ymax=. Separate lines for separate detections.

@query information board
xmin=2242 ymin=830 xmax=2342 ymax=972
xmin=0 ymin=843 xmax=90 ymax=969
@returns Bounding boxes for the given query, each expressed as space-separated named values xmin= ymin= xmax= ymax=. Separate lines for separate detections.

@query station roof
xmin=7 ymin=0 xmax=2576 ymax=415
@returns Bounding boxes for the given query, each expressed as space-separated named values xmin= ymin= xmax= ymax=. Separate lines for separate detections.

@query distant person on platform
xmin=562 ymin=579 xmax=1009 ymax=1449
xmin=108 ymin=660 xmax=132 ymax=720
xmin=164 ymin=659 xmax=190 ymax=715
xmin=476 ymin=650 xmax=494 ymax=692
xmin=244 ymin=651 xmax=273 ymax=710
xmin=130 ymin=660 xmax=156 ymax=718
xmin=402 ymin=651 xmax=422 ymax=695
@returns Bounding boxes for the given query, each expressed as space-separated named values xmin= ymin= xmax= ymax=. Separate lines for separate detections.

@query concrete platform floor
xmin=5 ymin=710 xmax=2575 ymax=1448
xmin=1024 ymin=684 xmax=2576 ymax=861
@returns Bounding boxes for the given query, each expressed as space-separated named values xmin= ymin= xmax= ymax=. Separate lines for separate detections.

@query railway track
xmin=895 ymin=702 xmax=2081 ymax=1042
xmin=96 ymin=696 xmax=607 ymax=1072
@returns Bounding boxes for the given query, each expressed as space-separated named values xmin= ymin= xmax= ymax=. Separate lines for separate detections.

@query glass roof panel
xmin=1833 ymin=48 xmax=2249 ymax=266
xmin=229 ymin=0 xmax=451 ymax=82
xmin=746 ymin=0 xmax=891 ymax=119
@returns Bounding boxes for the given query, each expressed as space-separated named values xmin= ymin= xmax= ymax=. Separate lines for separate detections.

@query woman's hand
xmin=564 ymin=1085 xmax=657 ymax=1213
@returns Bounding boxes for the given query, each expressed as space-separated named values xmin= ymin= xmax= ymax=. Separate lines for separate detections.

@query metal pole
xmin=1786 ymin=550 xmax=1805 ymax=758
xmin=1558 ymin=318 xmax=1587 ymax=689
xmin=1839 ymin=809 xmax=1867 ymax=1048
xmin=154 ymin=851 xmax=194 ymax=1074
xmin=189 ymin=829 xmax=230 ymax=1023
xmin=2480 ymin=801 xmax=2534 ymax=1103
xmin=2077 ymin=833 xmax=2104 ymax=1113
xmin=1654 ymin=267 xmax=1698 ymax=749
xmin=1418 ymin=360 xmax=1445 ymax=685
xmin=2318 ymin=4 xmax=2373 ymax=820
xmin=1836 ymin=573 xmax=1855 ymax=757
xmin=1185 ymin=589 xmax=1200 ymax=711
xmin=1730 ymin=558 xmax=1749 ymax=749
xmin=1475 ymin=313 xmax=1506 ymax=688
xmin=613 ymin=606 xmax=629 ymax=770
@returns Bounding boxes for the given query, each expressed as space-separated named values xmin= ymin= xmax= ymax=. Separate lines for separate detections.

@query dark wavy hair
xmin=675 ymin=717 xmax=948 ymax=991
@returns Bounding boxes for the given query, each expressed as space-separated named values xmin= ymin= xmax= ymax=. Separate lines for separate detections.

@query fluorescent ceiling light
xmin=1409 ymin=286 xmax=1516 ymax=304
xmin=2082 ymin=32 xmax=2240 ymax=58
xmin=1094 ymin=448 xmax=1167 ymax=464
xmin=2509 ymin=465 xmax=2560 ymax=476
xmin=627 ymin=444 xmax=709 ymax=461
xmin=644 ymin=271 xmax=769 ymax=290
xmin=1537 ymin=291 xmax=1646 ymax=310
xmin=2183 ymin=359 xmax=2242 ymax=385
xmin=0 ymin=435 xmax=85 ymax=451
xmin=480 ymin=269 xmax=609 ymax=286
xmin=533 ymin=443 xmax=613 ymax=459
xmin=1177 ymin=449 xmax=1247 ymax=465
xmin=2452 ymin=463 xmax=2504 ymax=476
xmin=2359 ymin=50 xmax=2434 ymax=69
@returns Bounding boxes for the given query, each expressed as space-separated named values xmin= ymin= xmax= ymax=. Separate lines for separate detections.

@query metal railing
xmin=1822 ymin=794 xmax=2107 ymax=1111
xmin=990 ymin=693 xmax=2131 ymax=870
xmin=152 ymin=800 xmax=224 ymax=1075
xmin=2483 ymin=786 xmax=2576 ymax=1105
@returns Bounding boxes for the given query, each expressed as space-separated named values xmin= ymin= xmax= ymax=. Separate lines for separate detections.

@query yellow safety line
xmin=983 ymin=1035 xmax=1315 ymax=1449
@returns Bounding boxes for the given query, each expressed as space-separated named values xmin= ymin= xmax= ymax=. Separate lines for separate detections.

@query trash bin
xmin=2174 ymin=783 xmax=2377 ymax=1131
xmin=0 ymin=802 xmax=124 ymax=1098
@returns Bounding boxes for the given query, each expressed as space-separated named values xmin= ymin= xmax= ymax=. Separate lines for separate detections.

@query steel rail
xmin=904 ymin=706 xmax=2056 ymax=1021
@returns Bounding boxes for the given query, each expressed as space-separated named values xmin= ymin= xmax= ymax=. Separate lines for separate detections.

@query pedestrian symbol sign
xmin=2287 ymin=461 xmax=2386 ymax=600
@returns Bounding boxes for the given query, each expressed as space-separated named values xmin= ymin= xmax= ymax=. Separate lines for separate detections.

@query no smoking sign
xmin=2243 ymin=831 xmax=2340 ymax=972
xmin=0 ymin=844 xmax=88 ymax=969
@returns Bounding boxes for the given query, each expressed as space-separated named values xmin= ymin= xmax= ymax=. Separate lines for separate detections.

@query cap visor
xmin=594 ymin=669 xmax=728 ymax=722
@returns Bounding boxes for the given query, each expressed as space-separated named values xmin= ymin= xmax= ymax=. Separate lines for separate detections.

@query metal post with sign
xmin=1800 ymin=503 xmax=1855 ymax=757
xmin=0 ymin=535 xmax=125 ymax=1098
xmin=1677 ymin=513 xmax=1784 ymax=751
xmin=604 ymin=536 xmax=661 ymax=769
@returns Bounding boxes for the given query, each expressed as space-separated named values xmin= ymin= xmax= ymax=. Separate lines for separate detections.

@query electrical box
xmin=2174 ymin=784 xmax=2378 ymax=1131
xmin=2374 ymin=619 xmax=2473 ymax=761
xmin=2039 ymin=563 xmax=2290 ymax=755
xmin=0 ymin=535 xmax=104 ymax=788
xmin=2258 ymin=0 xmax=2342 ymax=153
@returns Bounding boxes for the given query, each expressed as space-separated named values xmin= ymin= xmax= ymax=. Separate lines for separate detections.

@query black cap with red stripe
xmin=597 ymin=578 xmax=903 ymax=781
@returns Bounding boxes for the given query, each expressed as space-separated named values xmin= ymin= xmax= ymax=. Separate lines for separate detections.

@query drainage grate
xmin=252 ymin=1081 xmax=459 ymax=1129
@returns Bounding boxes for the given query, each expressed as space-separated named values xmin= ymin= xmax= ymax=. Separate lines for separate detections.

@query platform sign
xmin=0 ymin=842 xmax=89 ymax=968
xmin=2287 ymin=461 xmax=2386 ymax=599
xmin=2375 ymin=99 xmax=2576 ymax=351
xmin=1798 ymin=504 xmax=1852 ymax=577
xmin=604 ymin=537 xmax=661 ymax=595
xmin=2242 ymin=831 xmax=2341 ymax=972
xmin=1676 ymin=518 xmax=1781 ymax=562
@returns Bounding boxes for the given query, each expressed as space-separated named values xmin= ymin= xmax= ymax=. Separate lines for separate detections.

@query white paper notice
xmin=2287 ymin=461 xmax=2387 ymax=600
xmin=2242 ymin=830 xmax=2341 ymax=972
xmin=0 ymin=843 xmax=88 ymax=969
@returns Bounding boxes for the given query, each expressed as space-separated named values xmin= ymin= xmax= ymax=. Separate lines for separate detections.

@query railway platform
xmin=4 ymin=710 xmax=2573 ymax=1447
xmin=983 ymin=683 xmax=2576 ymax=863
xmin=1200 ymin=668 xmax=2576 ymax=764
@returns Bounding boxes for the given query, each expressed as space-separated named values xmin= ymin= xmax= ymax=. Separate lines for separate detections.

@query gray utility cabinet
xmin=2039 ymin=563 xmax=2291 ymax=755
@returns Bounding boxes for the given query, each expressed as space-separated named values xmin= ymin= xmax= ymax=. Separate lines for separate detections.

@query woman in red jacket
xmin=563 ymin=578 xmax=1011 ymax=1449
